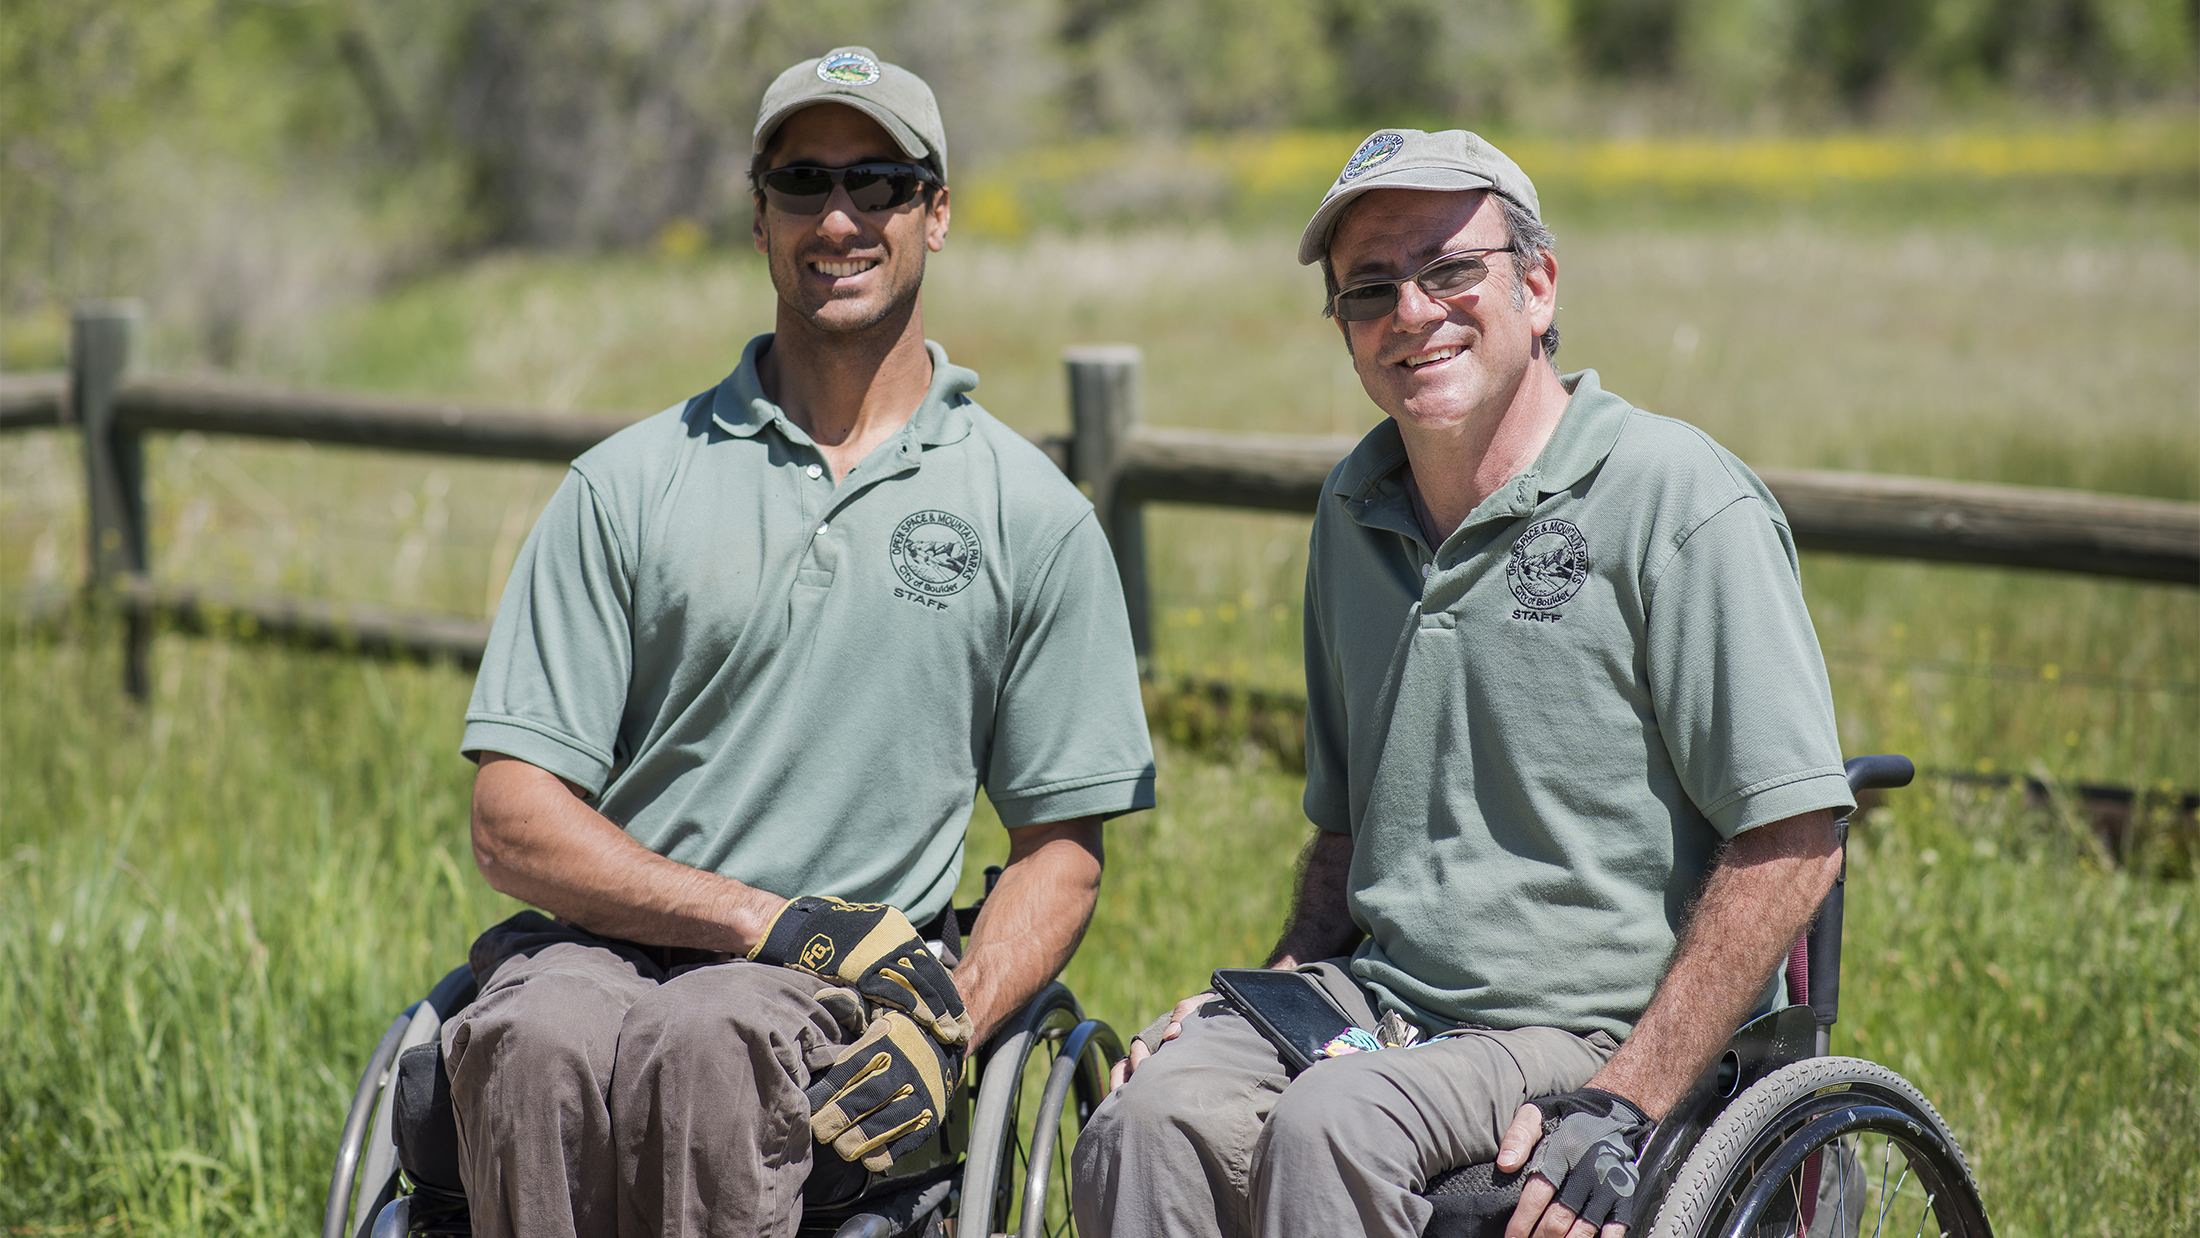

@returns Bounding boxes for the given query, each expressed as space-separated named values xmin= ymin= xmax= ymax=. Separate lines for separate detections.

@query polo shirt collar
xmin=1525 ymin=369 xmax=1629 ymax=497
xmin=1330 ymin=368 xmax=1630 ymax=511
xmin=708 ymin=335 xmax=977 ymax=450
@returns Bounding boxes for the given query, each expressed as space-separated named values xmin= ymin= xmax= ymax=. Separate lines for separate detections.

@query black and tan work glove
xmin=1523 ymin=1087 xmax=1654 ymax=1231
xmin=806 ymin=1010 xmax=963 ymax=1171
xmin=749 ymin=895 xmax=972 ymax=1046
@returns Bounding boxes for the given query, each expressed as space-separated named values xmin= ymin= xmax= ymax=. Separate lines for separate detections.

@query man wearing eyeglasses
xmin=441 ymin=47 xmax=1154 ymax=1237
xmin=1074 ymin=130 xmax=1853 ymax=1238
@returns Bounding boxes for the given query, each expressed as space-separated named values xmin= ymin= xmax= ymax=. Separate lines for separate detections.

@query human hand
xmin=1110 ymin=991 xmax=1217 ymax=1087
xmin=750 ymin=895 xmax=972 ymax=1046
xmin=807 ymin=1010 xmax=962 ymax=1172
xmin=1498 ymin=1088 xmax=1651 ymax=1238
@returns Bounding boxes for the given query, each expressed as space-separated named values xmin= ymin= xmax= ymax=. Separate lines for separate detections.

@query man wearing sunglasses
xmin=442 ymin=47 xmax=1155 ymax=1237
xmin=1076 ymin=130 xmax=1852 ymax=1238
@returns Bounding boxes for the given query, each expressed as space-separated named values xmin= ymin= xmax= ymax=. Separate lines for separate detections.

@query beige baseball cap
xmin=754 ymin=47 xmax=949 ymax=183
xmin=1298 ymin=129 xmax=1539 ymax=266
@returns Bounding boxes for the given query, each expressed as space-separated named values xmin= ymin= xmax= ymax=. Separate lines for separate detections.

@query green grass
xmin=2 ymin=149 xmax=2196 ymax=1234
xmin=2 ymin=627 xmax=2193 ymax=1235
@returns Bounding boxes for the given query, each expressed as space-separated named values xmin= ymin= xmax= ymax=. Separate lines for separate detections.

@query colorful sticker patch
xmin=1320 ymin=1027 xmax=1386 ymax=1058
xmin=818 ymin=51 xmax=883 ymax=86
xmin=1339 ymin=132 xmax=1405 ymax=182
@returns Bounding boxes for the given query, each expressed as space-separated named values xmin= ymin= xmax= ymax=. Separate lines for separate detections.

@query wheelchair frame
xmin=1423 ymin=755 xmax=1994 ymax=1238
xmin=330 ymin=755 xmax=1993 ymax=1238
xmin=1636 ymin=754 xmax=1991 ymax=1238
xmin=323 ymin=890 xmax=1122 ymax=1238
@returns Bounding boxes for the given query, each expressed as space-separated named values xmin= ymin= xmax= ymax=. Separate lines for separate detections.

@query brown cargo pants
xmin=439 ymin=911 xmax=863 ymax=1238
xmin=1070 ymin=961 xmax=1619 ymax=1238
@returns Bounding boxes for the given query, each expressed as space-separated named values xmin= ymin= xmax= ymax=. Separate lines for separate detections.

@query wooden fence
xmin=5 ymin=305 xmax=2197 ymax=696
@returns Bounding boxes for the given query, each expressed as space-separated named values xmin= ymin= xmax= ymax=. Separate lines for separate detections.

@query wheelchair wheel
xmin=324 ymin=965 xmax=477 ymax=1238
xmin=323 ymin=1011 xmax=412 ymax=1238
xmin=1648 ymin=1057 xmax=1991 ymax=1238
xmin=959 ymin=983 xmax=1121 ymax=1238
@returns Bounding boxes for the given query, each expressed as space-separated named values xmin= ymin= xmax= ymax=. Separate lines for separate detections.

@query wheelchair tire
xmin=324 ymin=1012 xmax=412 ymax=1238
xmin=958 ymin=983 xmax=1120 ymax=1238
xmin=1647 ymin=1057 xmax=1992 ymax=1238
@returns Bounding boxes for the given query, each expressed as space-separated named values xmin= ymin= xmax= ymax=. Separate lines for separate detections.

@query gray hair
xmin=1493 ymin=193 xmax=1561 ymax=366
xmin=1320 ymin=190 xmax=1560 ymax=368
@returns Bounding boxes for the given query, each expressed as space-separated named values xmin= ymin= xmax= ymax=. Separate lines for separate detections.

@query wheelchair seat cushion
xmin=1419 ymin=1109 xmax=1566 ymax=1238
xmin=1421 ymin=1159 xmax=1532 ymax=1238
xmin=394 ymin=1042 xmax=465 ymax=1193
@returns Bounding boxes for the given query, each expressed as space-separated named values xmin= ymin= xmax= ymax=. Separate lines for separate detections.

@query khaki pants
xmin=440 ymin=912 xmax=862 ymax=1238
xmin=1070 ymin=961 xmax=1618 ymax=1238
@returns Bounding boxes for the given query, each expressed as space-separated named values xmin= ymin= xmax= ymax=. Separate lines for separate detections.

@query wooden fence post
xmin=73 ymin=303 xmax=147 ymax=697
xmin=1065 ymin=345 xmax=1151 ymax=671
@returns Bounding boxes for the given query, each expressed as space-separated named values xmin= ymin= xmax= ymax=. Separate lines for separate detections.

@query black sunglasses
xmin=759 ymin=161 xmax=940 ymax=215
xmin=1327 ymin=247 xmax=1510 ymax=322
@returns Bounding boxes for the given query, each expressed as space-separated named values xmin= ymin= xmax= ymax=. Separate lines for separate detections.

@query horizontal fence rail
xmin=20 ymin=371 xmax=2196 ymax=585
xmin=3 ymin=306 xmax=2196 ymax=698
xmin=113 ymin=376 xmax=622 ymax=463
xmin=116 ymin=577 xmax=494 ymax=668
xmin=1109 ymin=426 xmax=2200 ymax=584
xmin=0 ymin=372 xmax=67 ymax=430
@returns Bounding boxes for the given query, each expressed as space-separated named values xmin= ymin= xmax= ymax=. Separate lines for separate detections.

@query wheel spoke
xmin=1709 ymin=1128 xmax=1962 ymax=1237
xmin=1872 ymin=1132 xmax=1895 ymax=1236
xmin=1832 ymin=1136 xmax=1851 ymax=1238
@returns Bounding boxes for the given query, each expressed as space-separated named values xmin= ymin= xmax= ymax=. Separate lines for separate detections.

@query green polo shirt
xmin=1303 ymin=370 xmax=1853 ymax=1040
xmin=463 ymin=336 xmax=1156 ymax=925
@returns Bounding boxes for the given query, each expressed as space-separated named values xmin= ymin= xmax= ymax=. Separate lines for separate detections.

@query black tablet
xmin=1211 ymin=968 xmax=1360 ymax=1075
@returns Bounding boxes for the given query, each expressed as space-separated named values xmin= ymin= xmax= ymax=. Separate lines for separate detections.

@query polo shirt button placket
xmin=806 ymin=464 xmax=822 ymax=480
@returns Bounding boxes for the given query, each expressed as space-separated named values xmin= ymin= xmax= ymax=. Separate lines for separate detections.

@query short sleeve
xmin=1645 ymin=496 xmax=1854 ymax=837
xmin=461 ymin=468 xmax=635 ymax=794
xmin=983 ymin=512 xmax=1156 ymax=827
xmin=1301 ymin=514 xmax=1352 ymax=835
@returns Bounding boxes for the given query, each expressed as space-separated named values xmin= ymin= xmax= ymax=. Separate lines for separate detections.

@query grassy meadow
xmin=3 ymin=123 xmax=2197 ymax=1234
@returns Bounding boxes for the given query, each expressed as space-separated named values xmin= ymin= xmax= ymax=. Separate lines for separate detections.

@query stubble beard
xmin=772 ymin=242 xmax=927 ymax=339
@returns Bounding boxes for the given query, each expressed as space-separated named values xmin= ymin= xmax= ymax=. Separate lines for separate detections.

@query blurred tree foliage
xmin=3 ymin=0 xmax=2191 ymax=352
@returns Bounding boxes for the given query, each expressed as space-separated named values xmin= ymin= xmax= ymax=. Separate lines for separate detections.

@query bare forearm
xmin=470 ymin=752 xmax=787 ymax=954
xmin=956 ymin=817 xmax=1105 ymax=1046
xmin=1587 ymin=810 xmax=1841 ymax=1118
xmin=1267 ymin=829 xmax=1359 ymax=969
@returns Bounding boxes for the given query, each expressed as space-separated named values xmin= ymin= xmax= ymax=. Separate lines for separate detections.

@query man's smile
xmin=1400 ymin=344 xmax=1461 ymax=369
xmin=809 ymin=257 xmax=880 ymax=279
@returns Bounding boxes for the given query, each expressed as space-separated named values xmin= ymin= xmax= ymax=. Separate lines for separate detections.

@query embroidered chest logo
xmin=890 ymin=510 xmax=982 ymax=600
xmin=1506 ymin=518 xmax=1589 ymax=620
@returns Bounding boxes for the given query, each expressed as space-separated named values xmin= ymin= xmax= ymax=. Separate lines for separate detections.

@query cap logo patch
xmin=818 ymin=51 xmax=882 ymax=86
xmin=1340 ymin=132 xmax=1404 ymax=182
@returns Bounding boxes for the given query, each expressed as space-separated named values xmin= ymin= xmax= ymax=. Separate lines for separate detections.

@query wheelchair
xmin=321 ymin=867 xmax=1121 ymax=1238
xmin=1423 ymin=755 xmax=1994 ymax=1238
xmin=327 ymin=755 xmax=1993 ymax=1238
